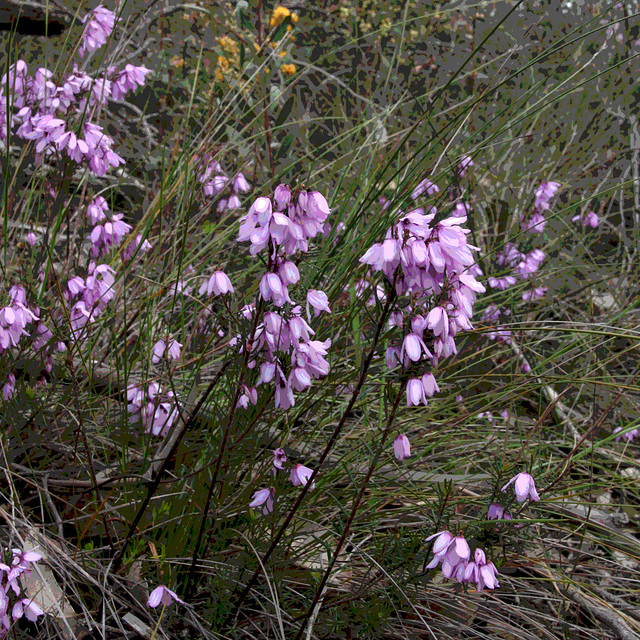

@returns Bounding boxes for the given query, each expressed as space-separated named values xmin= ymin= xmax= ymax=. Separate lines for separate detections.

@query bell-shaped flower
xmin=273 ymin=448 xmax=287 ymax=471
xmin=406 ymin=378 xmax=428 ymax=406
xmin=393 ymin=434 xmax=411 ymax=461
xmin=147 ymin=585 xmax=184 ymax=608
xmin=290 ymin=463 xmax=315 ymax=489
xmin=249 ymin=487 xmax=275 ymax=515
xmin=306 ymin=289 xmax=330 ymax=317
xmin=501 ymin=472 xmax=540 ymax=503
xmin=199 ymin=271 xmax=234 ymax=297
xmin=462 ymin=548 xmax=500 ymax=592
xmin=11 ymin=598 xmax=44 ymax=622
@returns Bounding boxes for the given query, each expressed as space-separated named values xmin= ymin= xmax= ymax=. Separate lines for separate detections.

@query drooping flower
xmin=273 ymin=448 xmax=287 ymax=471
xmin=147 ymin=585 xmax=184 ymax=608
xmin=425 ymin=531 xmax=471 ymax=578
xmin=11 ymin=598 xmax=44 ymax=623
xmin=199 ymin=271 xmax=234 ymax=297
xmin=2 ymin=373 xmax=16 ymax=401
xmin=462 ymin=548 xmax=500 ymax=592
xmin=458 ymin=155 xmax=474 ymax=176
xmin=534 ymin=181 xmax=560 ymax=210
xmin=393 ymin=434 xmax=411 ymax=461
xmin=613 ymin=426 xmax=639 ymax=443
xmin=306 ymin=289 xmax=331 ymax=317
xmin=487 ymin=503 xmax=511 ymax=521
xmin=501 ymin=472 xmax=540 ymax=503
xmin=571 ymin=211 xmax=599 ymax=228
xmin=249 ymin=487 xmax=276 ymax=515
xmin=290 ymin=463 xmax=315 ymax=489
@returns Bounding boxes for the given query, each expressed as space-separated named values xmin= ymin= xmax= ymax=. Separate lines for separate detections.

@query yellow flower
xmin=170 ymin=55 xmax=185 ymax=68
xmin=215 ymin=68 xmax=224 ymax=82
xmin=279 ymin=50 xmax=287 ymax=57
xmin=270 ymin=5 xmax=290 ymax=28
xmin=281 ymin=63 xmax=296 ymax=75
xmin=291 ymin=12 xmax=299 ymax=23
xmin=218 ymin=35 xmax=239 ymax=55
xmin=217 ymin=55 xmax=229 ymax=70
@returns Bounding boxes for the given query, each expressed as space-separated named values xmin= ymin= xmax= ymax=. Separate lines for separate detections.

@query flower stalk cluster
xmin=0 ymin=548 xmax=44 ymax=635
xmin=360 ymin=190 xmax=485 ymax=412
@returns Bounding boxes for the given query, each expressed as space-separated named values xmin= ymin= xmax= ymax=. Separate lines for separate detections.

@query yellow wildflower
xmin=270 ymin=6 xmax=290 ymax=27
xmin=170 ymin=55 xmax=185 ymax=68
xmin=281 ymin=63 xmax=296 ymax=75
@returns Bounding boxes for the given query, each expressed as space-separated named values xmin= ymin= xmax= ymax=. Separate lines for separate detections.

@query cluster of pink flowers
xmin=65 ymin=262 xmax=116 ymax=336
xmin=242 ymin=305 xmax=331 ymax=410
xmin=126 ymin=383 xmax=181 ymax=437
xmin=151 ymin=338 xmax=182 ymax=364
xmin=78 ymin=5 xmax=117 ymax=57
xmin=238 ymin=184 xmax=331 ymax=256
xmin=234 ymin=185 xmax=332 ymax=410
xmin=199 ymin=160 xmax=250 ymax=211
xmin=613 ymin=427 xmax=638 ymax=443
xmin=249 ymin=450 xmax=316 ymax=515
xmin=426 ymin=532 xmax=499 ymax=593
xmin=0 ymin=548 xmax=44 ymax=635
xmin=0 ymin=5 xmax=150 ymax=178
xmin=488 ymin=243 xmax=546 ymax=291
xmin=360 ymin=198 xmax=485 ymax=411
xmin=0 ymin=286 xmax=39 ymax=355
xmin=86 ymin=194 xmax=151 ymax=261
xmin=1 ymin=285 xmax=64 ymax=399
xmin=520 ymin=181 xmax=560 ymax=234
xmin=87 ymin=197 xmax=132 ymax=257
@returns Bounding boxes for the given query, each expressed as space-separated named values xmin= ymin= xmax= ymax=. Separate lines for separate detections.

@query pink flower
xmin=249 ymin=487 xmax=275 ymax=515
xmin=11 ymin=598 xmax=44 ymax=622
xmin=487 ymin=503 xmax=511 ymax=520
xmin=425 ymin=531 xmax=471 ymax=578
xmin=3 ymin=373 xmax=15 ymax=401
xmin=572 ymin=211 xmax=599 ymax=228
xmin=290 ymin=463 xmax=315 ymax=489
xmin=79 ymin=6 xmax=117 ymax=57
xmin=393 ymin=434 xmax=411 ymax=461
xmin=458 ymin=155 xmax=474 ymax=176
xmin=237 ymin=385 xmax=257 ymax=409
xmin=147 ymin=585 xmax=184 ymax=608
xmin=501 ymin=472 xmax=540 ymax=503
xmin=462 ymin=548 xmax=499 ymax=592
xmin=273 ymin=448 xmax=287 ymax=471
xmin=199 ymin=271 xmax=234 ymax=297
xmin=406 ymin=378 xmax=428 ymax=406
xmin=613 ymin=427 xmax=639 ymax=443
xmin=306 ymin=289 xmax=331 ymax=317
